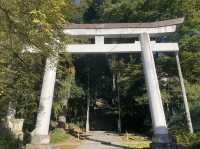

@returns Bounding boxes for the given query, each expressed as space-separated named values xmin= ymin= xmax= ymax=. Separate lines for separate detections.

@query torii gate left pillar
xmin=26 ymin=56 xmax=58 ymax=149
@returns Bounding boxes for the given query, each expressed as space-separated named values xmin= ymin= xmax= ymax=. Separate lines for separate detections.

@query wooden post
xmin=175 ymin=53 xmax=194 ymax=134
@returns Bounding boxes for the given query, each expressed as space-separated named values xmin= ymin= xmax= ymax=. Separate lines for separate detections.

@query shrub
xmin=170 ymin=131 xmax=200 ymax=149
xmin=0 ymin=132 xmax=21 ymax=149
xmin=175 ymin=132 xmax=200 ymax=145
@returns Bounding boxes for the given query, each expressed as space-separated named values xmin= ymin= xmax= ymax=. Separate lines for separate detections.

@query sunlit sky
xmin=74 ymin=0 xmax=80 ymax=5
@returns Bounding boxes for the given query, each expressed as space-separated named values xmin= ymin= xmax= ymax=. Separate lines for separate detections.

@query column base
xmin=151 ymin=143 xmax=177 ymax=149
xmin=151 ymin=134 xmax=177 ymax=149
xmin=26 ymin=144 xmax=52 ymax=149
xmin=26 ymin=135 xmax=52 ymax=149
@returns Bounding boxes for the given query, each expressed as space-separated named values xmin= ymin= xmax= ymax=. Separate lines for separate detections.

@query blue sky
xmin=74 ymin=0 xmax=80 ymax=5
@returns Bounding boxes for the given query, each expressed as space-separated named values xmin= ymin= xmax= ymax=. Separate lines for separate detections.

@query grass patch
xmin=50 ymin=128 xmax=70 ymax=144
xmin=121 ymin=133 xmax=151 ymax=149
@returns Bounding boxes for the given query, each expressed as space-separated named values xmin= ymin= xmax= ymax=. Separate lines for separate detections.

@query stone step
xmin=26 ymin=144 xmax=52 ymax=149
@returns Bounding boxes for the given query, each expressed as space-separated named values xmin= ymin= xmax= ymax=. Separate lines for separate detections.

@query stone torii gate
xmin=26 ymin=18 xmax=193 ymax=149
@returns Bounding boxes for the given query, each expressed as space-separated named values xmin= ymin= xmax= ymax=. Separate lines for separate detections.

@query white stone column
xmin=176 ymin=53 xmax=193 ymax=134
xmin=34 ymin=55 xmax=58 ymax=140
xmin=95 ymin=36 xmax=104 ymax=45
xmin=140 ymin=33 xmax=169 ymax=143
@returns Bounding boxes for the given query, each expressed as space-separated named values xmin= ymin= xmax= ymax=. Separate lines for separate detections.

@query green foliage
xmin=50 ymin=128 xmax=70 ymax=144
xmin=0 ymin=53 xmax=44 ymax=130
xmin=52 ymin=55 xmax=85 ymax=120
xmin=0 ymin=0 xmax=71 ymax=55
xmin=168 ymin=82 xmax=200 ymax=131
xmin=178 ymin=0 xmax=200 ymax=83
xmin=186 ymin=83 xmax=200 ymax=103
xmin=173 ymin=131 xmax=200 ymax=145
xmin=98 ymin=0 xmax=145 ymax=22
xmin=0 ymin=0 xmax=74 ymax=130
xmin=190 ymin=102 xmax=200 ymax=130
xmin=171 ymin=131 xmax=200 ymax=149
xmin=73 ymin=0 xmax=93 ymax=23
xmin=0 ymin=131 xmax=22 ymax=149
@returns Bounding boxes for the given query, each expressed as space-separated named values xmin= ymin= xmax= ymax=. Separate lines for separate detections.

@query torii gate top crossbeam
xmin=26 ymin=18 xmax=183 ymax=53
xmin=64 ymin=18 xmax=184 ymax=38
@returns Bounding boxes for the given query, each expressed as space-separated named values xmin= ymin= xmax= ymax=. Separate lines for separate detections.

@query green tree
xmin=0 ymin=0 xmax=73 ymax=128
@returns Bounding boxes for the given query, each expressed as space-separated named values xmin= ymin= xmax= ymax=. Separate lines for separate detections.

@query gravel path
xmin=76 ymin=131 xmax=125 ymax=149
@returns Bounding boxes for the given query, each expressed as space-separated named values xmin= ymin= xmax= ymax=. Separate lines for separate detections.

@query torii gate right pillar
xmin=140 ymin=33 xmax=176 ymax=149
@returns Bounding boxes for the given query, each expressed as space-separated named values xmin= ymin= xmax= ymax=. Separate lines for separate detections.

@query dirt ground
xmin=53 ymin=137 xmax=81 ymax=149
xmin=53 ymin=131 xmax=151 ymax=149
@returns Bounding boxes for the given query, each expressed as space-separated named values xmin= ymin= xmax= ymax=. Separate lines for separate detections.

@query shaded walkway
xmin=91 ymin=107 xmax=117 ymax=131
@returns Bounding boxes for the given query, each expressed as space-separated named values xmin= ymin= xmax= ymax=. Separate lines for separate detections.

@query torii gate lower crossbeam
xmin=26 ymin=18 xmax=193 ymax=149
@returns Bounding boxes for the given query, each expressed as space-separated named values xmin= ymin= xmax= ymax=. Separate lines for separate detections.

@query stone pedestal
xmin=151 ymin=134 xmax=177 ymax=149
xmin=58 ymin=116 xmax=66 ymax=129
xmin=6 ymin=118 xmax=24 ymax=141
xmin=26 ymin=135 xmax=52 ymax=149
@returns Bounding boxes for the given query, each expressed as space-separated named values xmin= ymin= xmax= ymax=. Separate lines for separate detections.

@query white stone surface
xmin=7 ymin=118 xmax=24 ymax=140
xmin=140 ymin=33 xmax=168 ymax=135
xmin=95 ymin=36 xmax=104 ymax=44
xmin=25 ymin=42 xmax=179 ymax=54
xmin=64 ymin=25 xmax=177 ymax=38
xmin=35 ymin=56 xmax=58 ymax=136
xmin=65 ymin=42 xmax=179 ymax=54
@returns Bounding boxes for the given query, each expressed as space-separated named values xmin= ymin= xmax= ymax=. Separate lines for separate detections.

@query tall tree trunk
xmin=112 ymin=73 xmax=116 ymax=104
xmin=63 ymin=72 xmax=73 ymax=109
xmin=116 ymin=73 xmax=121 ymax=133
xmin=86 ymin=68 xmax=90 ymax=132
xmin=58 ymin=66 xmax=74 ymax=129
xmin=111 ymin=55 xmax=121 ymax=133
